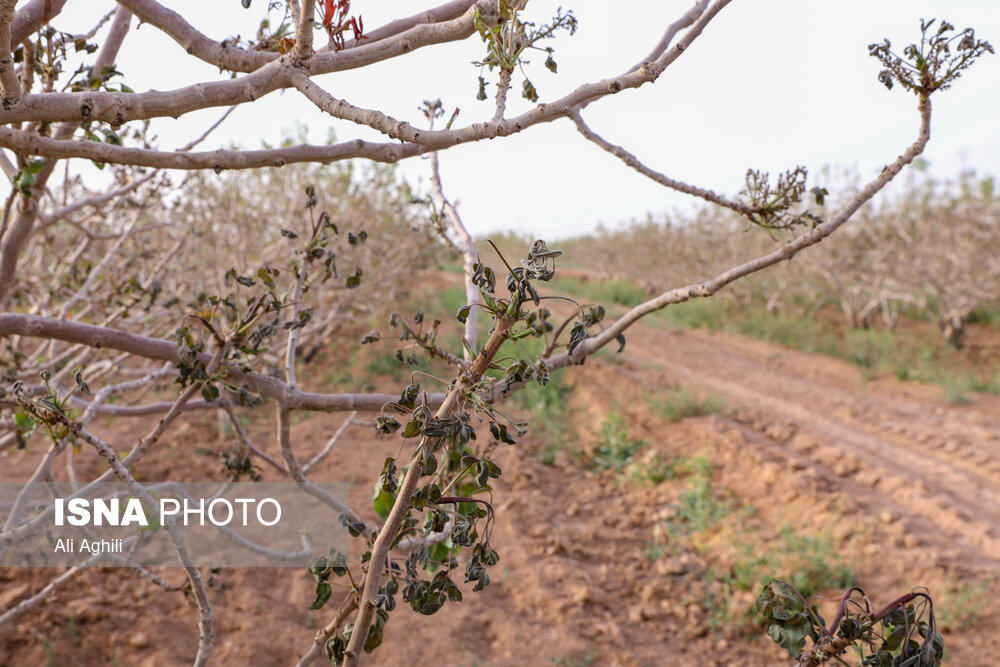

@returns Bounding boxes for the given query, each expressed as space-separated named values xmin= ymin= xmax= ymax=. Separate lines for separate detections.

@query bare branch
xmin=559 ymin=99 xmax=934 ymax=367
xmin=624 ymin=0 xmax=710 ymax=75
xmin=429 ymin=150 xmax=479 ymax=356
xmin=90 ymin=6 xmax=133 ymax=79
xmin=297 ymin=595 xmax=358 ymax=667
xmin=120 ymin=0 xmax=274 ymax=72
xmin=0 ymin=0 xmax=724 ymax=146
xmin=221 ymin=398 xmax=286 ymax=473
xmin=10 ymin=0 xmax=68 ymax=45
xmin=569 ymin=109 xmax=758 ymax=217
xmin=0 ymin=562 xmax=91 ymax=627
xmin=66 ymin=423 xmax=215 ymax=666
xmin=0 ymin=124 xmax=432 ymax=169
xmin=123 ymin=0 xmax=476 ymax=72
xmin=292 ymin=0 xmax=316 ymax=58
xmin=78 ymin=363 xmax=172 ymax=424
xmin=492 ymin=68 xmax=511 ymax=122
xmin=0 ymin=313 xmax=448 ymax=411
xmin=0 ymin=0 xmax=21 ymax=106
xmin=326 ymin=0 xmax=476 ymax=51
xmin=37 ymin=171 xmax=157 ymax=226
xmin=303 ymin=410 xmax=358 ymax=473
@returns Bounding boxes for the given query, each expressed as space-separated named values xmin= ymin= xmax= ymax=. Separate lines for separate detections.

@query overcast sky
xmin=55 ymin=1 xmax=1000 ymax=238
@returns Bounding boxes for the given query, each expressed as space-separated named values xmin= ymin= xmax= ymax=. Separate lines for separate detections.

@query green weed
xmin=628 ymin=451 xmax=686 ymax=485
xmin=647 ymin=386 xmax=726 ymax=422
xmin=590 ymin=412 xmax=643 ymax=472
xmin=669 ymin=478 xmax=730 ymax=535
xmin=970 ymin=369 xmax=1000 ymax=395
xmin=552 ymin=646 xmax=598 ymax=667
xmin=937 ymin=577 xmax=992 ymax=631
xmin=936 ymin=371 xmax=973 ymax=405
xmin=776 ymin=525 xmax=855 ymax=597
xmin=42 ymin=640 xmax=56 ymax=667
xmin=67 ymin=614 xmax=80 ymax=647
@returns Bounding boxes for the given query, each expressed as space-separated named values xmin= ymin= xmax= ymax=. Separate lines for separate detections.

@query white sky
xmin=53 ymin=1 xmax=1000 ymax=239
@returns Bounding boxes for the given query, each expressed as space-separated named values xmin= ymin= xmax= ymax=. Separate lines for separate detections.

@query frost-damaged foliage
xmin=309 ymin=239 xmax=633 ymax=665
xmin=869 ymin=19 xmax=994 ymax=95
xmin=473 ymin=2 xmax=577 ymax=102
xmin=756 ymin=579 xmax=943 ymax=667
xmin=0 ymin=3 xmax=993 ymax=667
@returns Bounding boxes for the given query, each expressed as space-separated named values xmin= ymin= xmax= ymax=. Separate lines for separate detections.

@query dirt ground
xmin=2 ymin=315 xmax=999 ymax=665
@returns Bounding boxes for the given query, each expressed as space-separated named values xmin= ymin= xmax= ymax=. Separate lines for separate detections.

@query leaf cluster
xmin=869 ymin=19 xmax=994 ymax=96
xmin=756 ymin=579 xmax=945 ymax=666
xmin=473 ymin=4 xmax=577 ymax=102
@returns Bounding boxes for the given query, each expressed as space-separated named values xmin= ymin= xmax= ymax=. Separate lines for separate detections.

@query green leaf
xmin=257 ymin=267 xmax=276 ymax=289
xmin=329 ymin=549 xmax=349 ymax=576
xmin=14 ymin=169 xmax=36 ymax=196
xmin=373 ymin=488 xmax=394 ymax=520
xmin=326 ymin=636 xmax=345 ymax=665
xmin=755 ymin=580 xmax=820 ymax=660
xmin=346 ymin=268 xmax=362 ymax=289
xmin=100 ymin=128 xmax=121 ymax=145
xmin=545 ymin=52 xmax=557 ymax=73
xmin=398 ymin=383 xmax=421 ymax=409
xmin=201 ymin=383 xmax=220 ymax=403
xmin=310 ymin=582 xmax=332 ymax=610
xmin=375 ymin=415 xmax=401 ymax=434
xmin=13 ymin=412 xmax=34 ymax=431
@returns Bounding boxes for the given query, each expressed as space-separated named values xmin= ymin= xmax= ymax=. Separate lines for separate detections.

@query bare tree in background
xmin=0 ymin=2 xmax=991 ymax=666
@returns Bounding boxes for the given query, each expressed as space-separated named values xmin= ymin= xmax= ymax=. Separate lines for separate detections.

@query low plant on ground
xmin=647 ymin=385 xmax=727 ymax=422
xmin=590 ymin=411 xmax=644 ymax=472
xmin=935 ymin=577 xmax=992 ymax=632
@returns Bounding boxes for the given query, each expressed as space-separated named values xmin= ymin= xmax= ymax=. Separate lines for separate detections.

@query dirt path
xmin=622 ymin=325 xmax=1000 ymax=571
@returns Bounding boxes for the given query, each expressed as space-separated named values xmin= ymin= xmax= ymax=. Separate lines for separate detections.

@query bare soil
xmin=2 ymin=319 xmax=999 ymax=666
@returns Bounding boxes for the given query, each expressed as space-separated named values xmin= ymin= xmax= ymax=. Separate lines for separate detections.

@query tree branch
xmin=623 ymin=0 xmax=710 ymax=75
xmin=344 ymin=314 xmax=516 ymax=666
xmin=292 ymin=0 xmax=316 ymax=59
xmin=0 ymin=0 xmax=21 ymax=106
xmin=10 ymin=0 xmax=68 ymax=45
xmin=553 ymin=98 xmax=934 ymax=367
xmin=569 ymin=108 xmax=758 ymax=217
xmin=0 ymin=313 xmax=448 ymax=411
xmin=429 ymin=150 xmax=479 ymax=357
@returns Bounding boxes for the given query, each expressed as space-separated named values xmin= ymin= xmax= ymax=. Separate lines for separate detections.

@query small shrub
xmin=936 ymin=577 xmax=992 ymax=631
xmin=648 ymin=386 xmax=726 ymax=422
xmin=777 ymin=525 xmax=855 ymax=597
xmin=665 ymin=458 xmax=730 ymax=535
xmin=590 ymin=411 xmax=644 ymax=472
xmin=627 ymin=451 xmax=685 ymax=485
